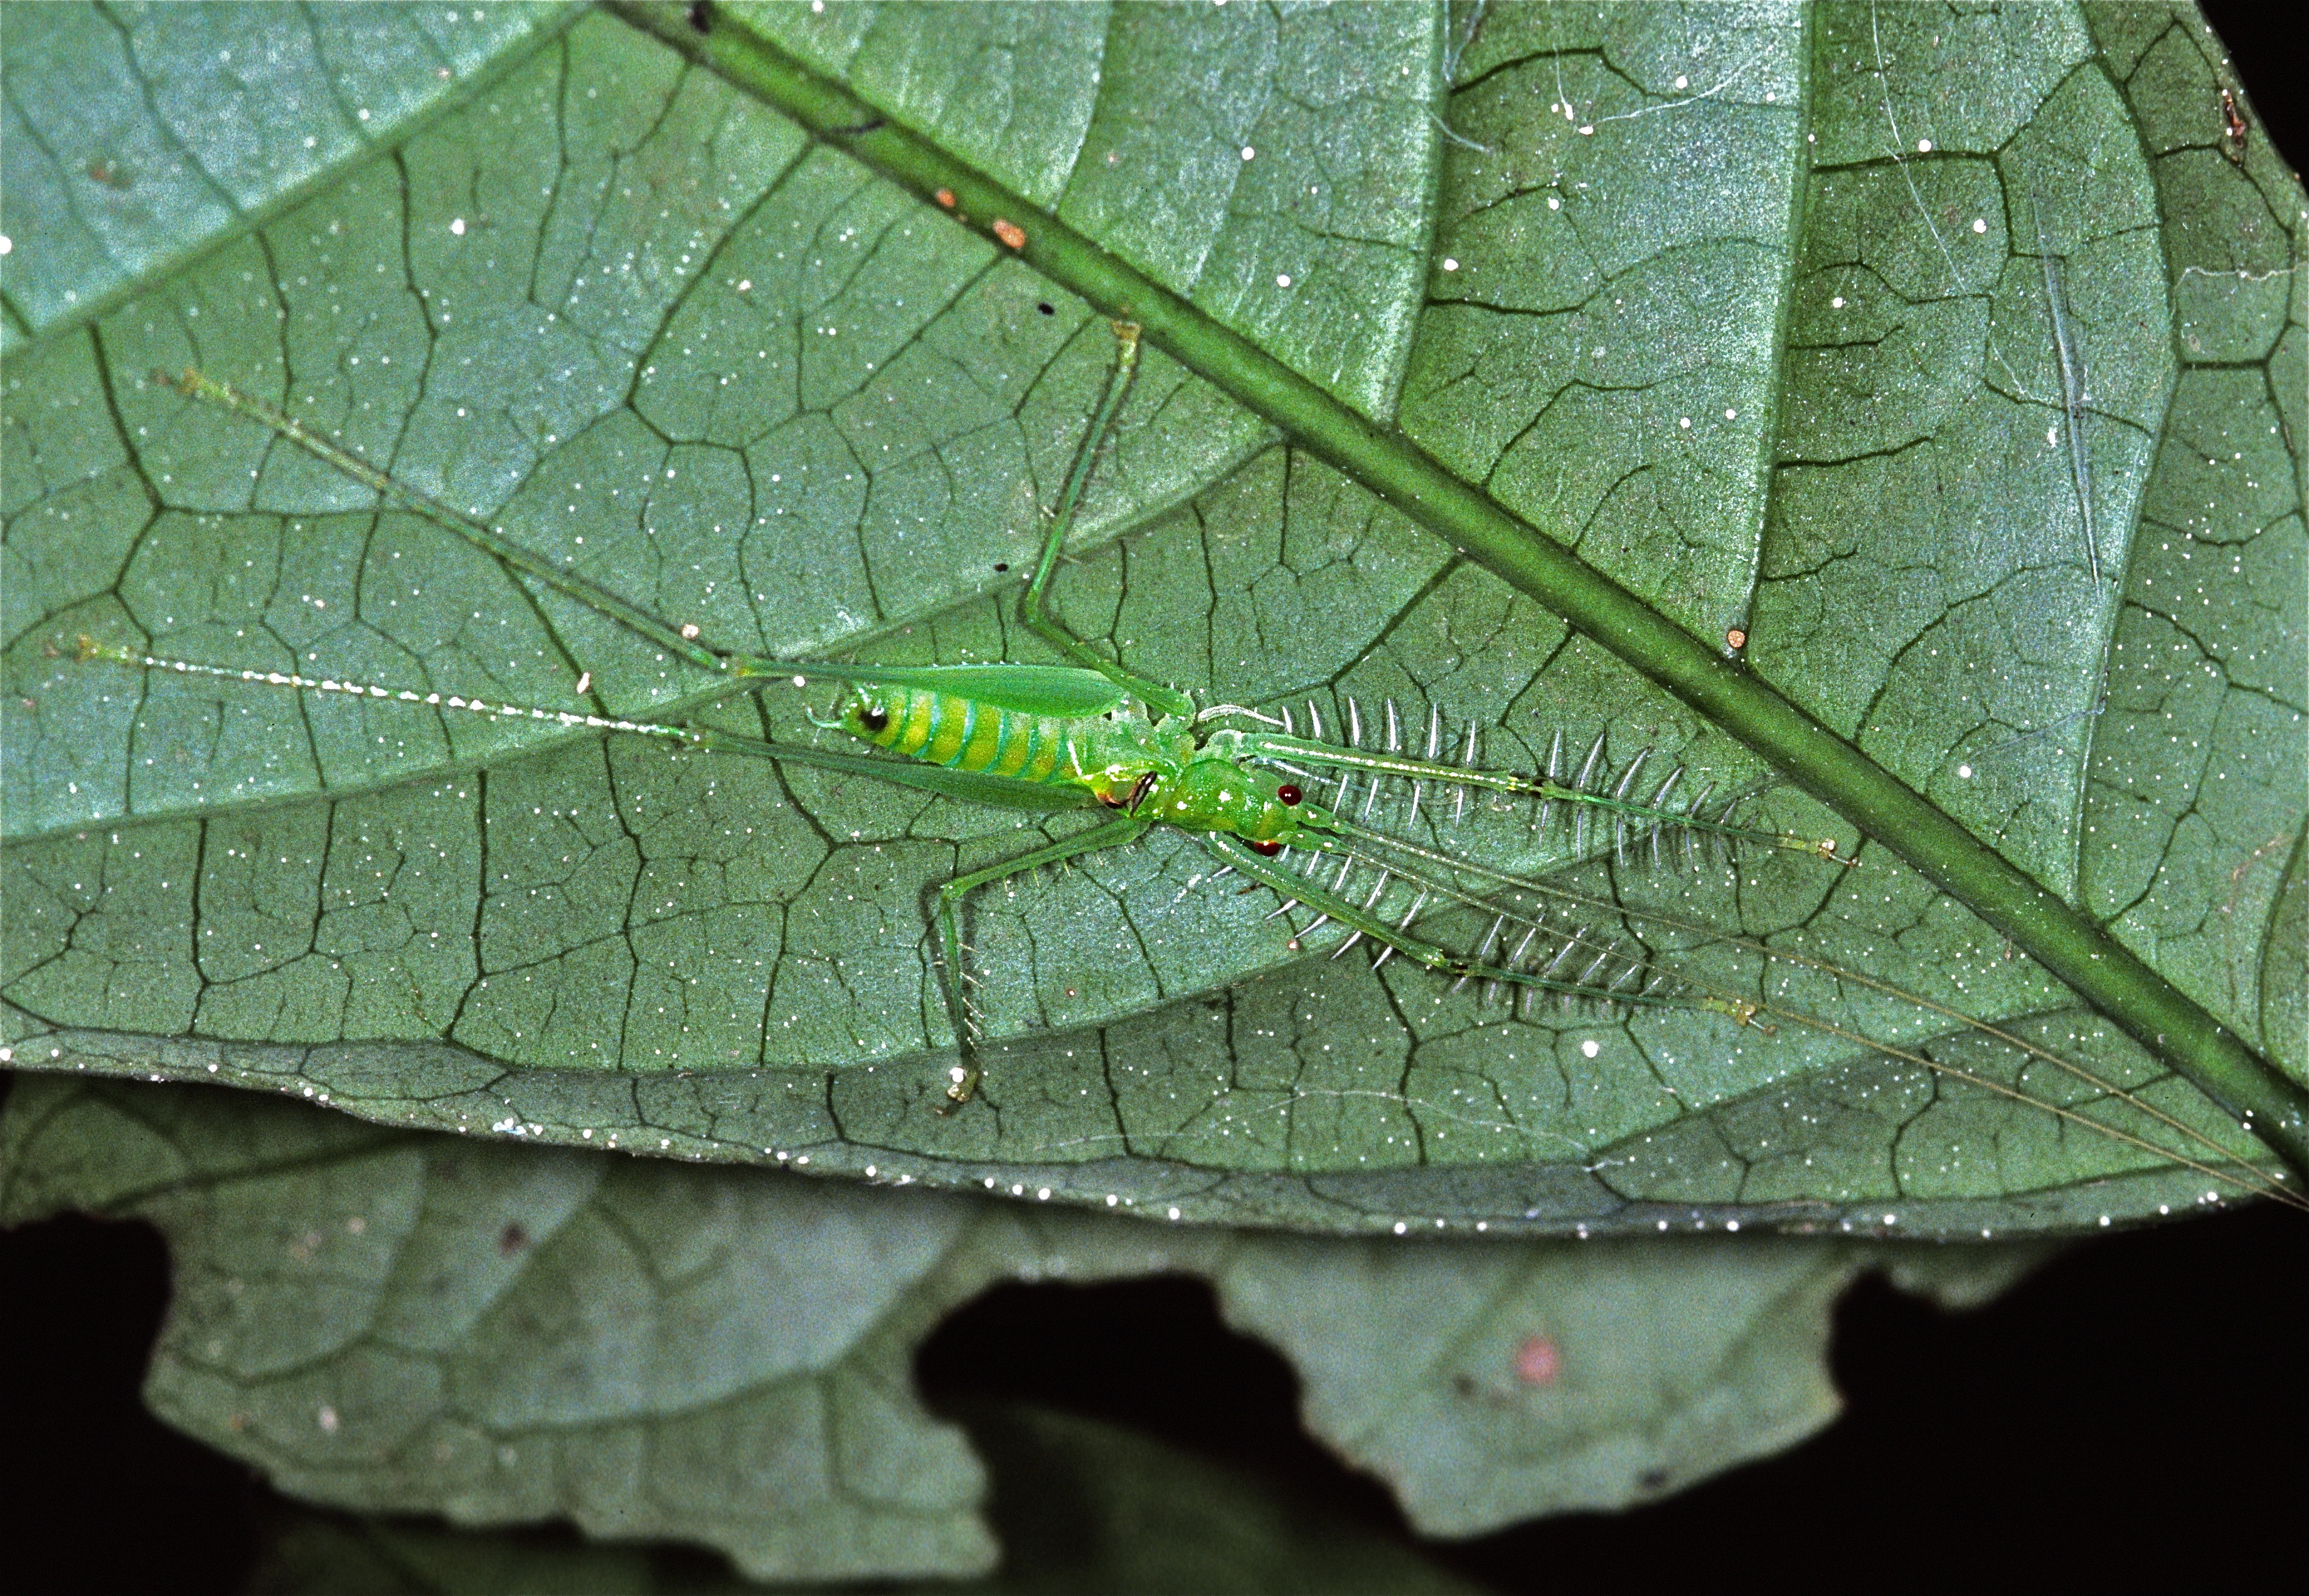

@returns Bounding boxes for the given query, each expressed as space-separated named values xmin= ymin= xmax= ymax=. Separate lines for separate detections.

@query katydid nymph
xmin=77 ymin=326 xmax=2301 ymax=1210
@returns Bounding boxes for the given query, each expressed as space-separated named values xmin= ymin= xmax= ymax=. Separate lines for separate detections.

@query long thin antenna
xmin=2031 ymin=191 xmax=2101 ymax=587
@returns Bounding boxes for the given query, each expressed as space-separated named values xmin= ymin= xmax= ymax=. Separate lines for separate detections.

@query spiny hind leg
xmin=1018 ymin=322 xmax=1194 ymax=720
xmin=931 ymin=814 xmax=1151 ymax=1109
xmin=1206 ymin=834 xmax=1515 ymax=982
xmin=1238 ymin=727 xmax=1851 ymax=865
xmin=1207 ymin=834 xmax=1761 ymax=1025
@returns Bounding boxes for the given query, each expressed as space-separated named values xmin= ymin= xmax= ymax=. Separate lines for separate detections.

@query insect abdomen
xmin=868 ymin=687 xmax=1067 ymax=782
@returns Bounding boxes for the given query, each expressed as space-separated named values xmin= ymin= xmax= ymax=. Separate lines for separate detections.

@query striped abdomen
xmin=852 ymin=685 xmax=1076 ymax=784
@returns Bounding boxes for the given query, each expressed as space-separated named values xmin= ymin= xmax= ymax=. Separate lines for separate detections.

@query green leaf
xmin=0 ymin=3 xmax=583 ymax=349
xmin=247 ymin=1405 xmax=1494 ymax=1594
xmin=4 ymin=2 xmax=2303 ymax=1233
xmin=1 ymin=1073 xmax=2047 ymax=1572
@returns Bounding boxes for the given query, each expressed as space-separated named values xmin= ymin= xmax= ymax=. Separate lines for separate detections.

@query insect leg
xmin=932 ymin=813 xmax=1153 ymax=1108
xmin=1205 ymin=834 xmax=1741 ymax=1020
xmin=1017 ymin=322 xmax=1197 ymax=720
xmin=1236 ymin=728 xmax=1853 ymax=866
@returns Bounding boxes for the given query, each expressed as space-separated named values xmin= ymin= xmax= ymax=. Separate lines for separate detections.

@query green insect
xmin=95 ymin=326 xmax=1817 ymax=1083
xmin=76 ymin=329 xmax=2300 ymax=1210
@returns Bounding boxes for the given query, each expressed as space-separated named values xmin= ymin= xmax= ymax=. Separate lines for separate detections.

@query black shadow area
xmin=0 ymin=1213 xmax=261 ymax=1596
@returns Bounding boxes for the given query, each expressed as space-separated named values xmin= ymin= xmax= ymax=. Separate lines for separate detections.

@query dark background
xmin=4 ymin=7 xmax=2301 ymax=1591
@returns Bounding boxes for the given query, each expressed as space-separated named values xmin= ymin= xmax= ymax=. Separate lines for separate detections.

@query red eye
xmin=1246 ymin=839 xmax=1284 ymax=856
xmin=1276 ymin=784 xmax=1302 ymax=806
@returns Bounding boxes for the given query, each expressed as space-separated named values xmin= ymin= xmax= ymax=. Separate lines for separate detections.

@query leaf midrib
xmin=612 ymin=0 xmax=2309 ymax=1177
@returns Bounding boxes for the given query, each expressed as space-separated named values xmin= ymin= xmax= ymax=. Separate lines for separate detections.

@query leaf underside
xmin=3 ymin=3 xmax=2299 ymax=1578
xmin=3 ymin=4 xmax=2301 ymax=1242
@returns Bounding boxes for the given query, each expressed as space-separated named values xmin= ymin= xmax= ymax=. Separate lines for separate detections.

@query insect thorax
xmin=1144 ymin=752 xmax=1320 ymax=844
